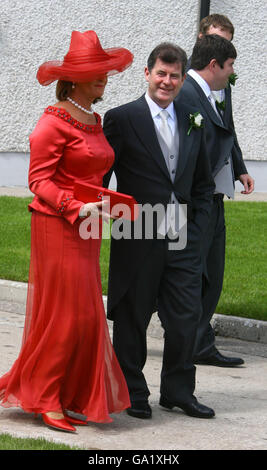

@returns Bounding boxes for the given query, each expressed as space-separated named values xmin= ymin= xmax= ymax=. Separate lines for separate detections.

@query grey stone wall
xmin=0 ymin=0 xmax=266 ymax=165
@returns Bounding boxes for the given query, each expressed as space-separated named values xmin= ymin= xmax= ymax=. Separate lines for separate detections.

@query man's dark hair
xmin=147 ymin=42 xmax=187 ymax=75
xmin=191 ymin=34 xmax=237 ymax=70
xmin=199 ymin=13 xmax=234 ymax=39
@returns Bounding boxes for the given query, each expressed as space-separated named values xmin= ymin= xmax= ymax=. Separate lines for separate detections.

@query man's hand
xmin=238 ymin=174 xmax=254 ymax=194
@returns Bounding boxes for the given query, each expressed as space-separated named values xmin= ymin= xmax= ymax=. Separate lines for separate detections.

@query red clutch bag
xmin=74 ymin=182 xmax=139 ymax=221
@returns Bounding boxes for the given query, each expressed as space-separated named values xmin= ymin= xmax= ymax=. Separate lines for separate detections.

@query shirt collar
xmin=145 ymin=92 xmax=175 ymax=120
xmin=187 ymin=69 xmax=211 ymax=98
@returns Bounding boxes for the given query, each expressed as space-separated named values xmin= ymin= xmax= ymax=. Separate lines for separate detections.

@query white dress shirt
xmin=145 ymin=92 xmax=177 ymax=135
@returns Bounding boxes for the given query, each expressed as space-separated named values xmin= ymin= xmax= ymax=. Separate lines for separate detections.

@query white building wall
xmin=0 ymin=0 xmax=199 ymax=152
xmin=0 ymin=0 xmax=266 ymax=189
xmin=210 ymin=0 xmax=266 ymax=162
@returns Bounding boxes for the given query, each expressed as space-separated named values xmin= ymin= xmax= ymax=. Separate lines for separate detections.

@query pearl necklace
xmin=67 ymin=97 xmax=94 ymax=115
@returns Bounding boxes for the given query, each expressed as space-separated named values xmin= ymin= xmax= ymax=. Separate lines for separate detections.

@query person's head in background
xmin=199 ymin=14 xmax=234 ymax=41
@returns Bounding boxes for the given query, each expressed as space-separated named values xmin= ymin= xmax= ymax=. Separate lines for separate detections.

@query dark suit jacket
xmin=224 ymin=86 xmax=247 ymax=178
xmin=178 ymin=73 xmax=247 ymax=179
xmin=103 ymin=95 xmax=215 ymax=317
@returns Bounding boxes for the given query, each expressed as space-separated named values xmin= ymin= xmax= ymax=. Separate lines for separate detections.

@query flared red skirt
xmin=0 ymin=212 xmax=130 ymax=422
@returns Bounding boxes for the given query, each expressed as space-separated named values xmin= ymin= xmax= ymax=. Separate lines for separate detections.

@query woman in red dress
xmin=0 ymin=30 xmax=133 ymax=433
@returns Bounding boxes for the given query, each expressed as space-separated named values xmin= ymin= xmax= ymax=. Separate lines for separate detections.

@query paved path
xmin=0 ymin=296 xmax=266 ymax=451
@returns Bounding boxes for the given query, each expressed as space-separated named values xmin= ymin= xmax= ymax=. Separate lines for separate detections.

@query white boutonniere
xmin=187 ymin=112 xmax=203 ymax=136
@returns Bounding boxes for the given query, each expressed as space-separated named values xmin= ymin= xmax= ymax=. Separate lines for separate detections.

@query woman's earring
xmin=72 ymin=83 xmax=75 ymax=89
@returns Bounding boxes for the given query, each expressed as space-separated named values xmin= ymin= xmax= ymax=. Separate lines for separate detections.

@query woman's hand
xmin=79 ymin=200 xmax=111 ymax=222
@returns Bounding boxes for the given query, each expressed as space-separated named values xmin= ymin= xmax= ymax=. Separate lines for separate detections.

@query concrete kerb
xmin=0 ymin=278 xmax=266 ymax=344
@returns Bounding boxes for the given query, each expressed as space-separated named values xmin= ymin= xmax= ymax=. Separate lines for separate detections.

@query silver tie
xmin=159 ymin=109 xmax=173 ymax=149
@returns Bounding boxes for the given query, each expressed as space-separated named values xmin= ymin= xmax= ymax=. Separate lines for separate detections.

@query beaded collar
xmin=44 ymin=106 xmax=102 ymax=134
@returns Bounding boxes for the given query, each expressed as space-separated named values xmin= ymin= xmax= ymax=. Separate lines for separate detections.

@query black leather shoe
xmin=126 ymin=401 xmax=152 ymax=419
xmin=159 ymin=396 xmax=215 ymax=419
xmin=194 ymin=351 xmax=244 ymax=367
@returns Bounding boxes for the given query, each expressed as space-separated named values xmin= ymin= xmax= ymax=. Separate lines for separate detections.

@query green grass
xmin=0 ymin=197 xmax=31 ymax=282
xmin=0 ymin=196 xmax=110 ymax=289
xmin=216 ymin=201 xmax=267 ymax=320
xmin=0 ymin=196 xmax=266 ymax=320
xmin=0 ymin=432 xmax=82 ymax=450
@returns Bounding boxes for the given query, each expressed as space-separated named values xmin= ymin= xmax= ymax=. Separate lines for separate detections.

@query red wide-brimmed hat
xmin=37 ymin=30 xmax=134 ymax=85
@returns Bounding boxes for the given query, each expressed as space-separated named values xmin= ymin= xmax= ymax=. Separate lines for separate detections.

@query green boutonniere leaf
xmin=215 ymin=100 xmax=226 ymax=112
xmin=228 ymin=73 xmax=238 ymax=86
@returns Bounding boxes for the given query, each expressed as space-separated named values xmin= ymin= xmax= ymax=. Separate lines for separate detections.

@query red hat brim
xmin=36 ymin=31 xmax=134 ymax=86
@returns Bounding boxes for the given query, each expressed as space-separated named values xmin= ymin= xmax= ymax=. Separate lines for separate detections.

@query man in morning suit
xmin=177 ymin=33 xmax=254 ymax=369
xmin=103 ymin=43 xmax=215 ymax=420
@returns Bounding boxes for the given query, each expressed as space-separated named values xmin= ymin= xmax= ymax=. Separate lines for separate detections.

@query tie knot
xmin=160 ymin=109 xmax=169 ymax=121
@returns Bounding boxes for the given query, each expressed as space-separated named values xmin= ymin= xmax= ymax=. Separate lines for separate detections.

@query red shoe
xmin=42 ymin=413 xmax=77 ymax=433
xmin=64 ymin=413 xmax=88 ymax=426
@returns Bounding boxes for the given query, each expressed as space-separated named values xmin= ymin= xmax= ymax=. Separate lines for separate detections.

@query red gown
xmin=0 ymin=106 xmax=130 ymax=422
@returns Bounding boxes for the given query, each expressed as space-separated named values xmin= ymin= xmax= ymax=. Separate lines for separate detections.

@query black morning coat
xmin=103 ymin=95 xmax=215 ymax=319
xmin=177 ymin=75 xmax=247 ymax=179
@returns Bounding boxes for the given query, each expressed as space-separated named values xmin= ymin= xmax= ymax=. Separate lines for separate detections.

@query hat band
xmin=64 ymin=51 xmax=110 ymax=65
